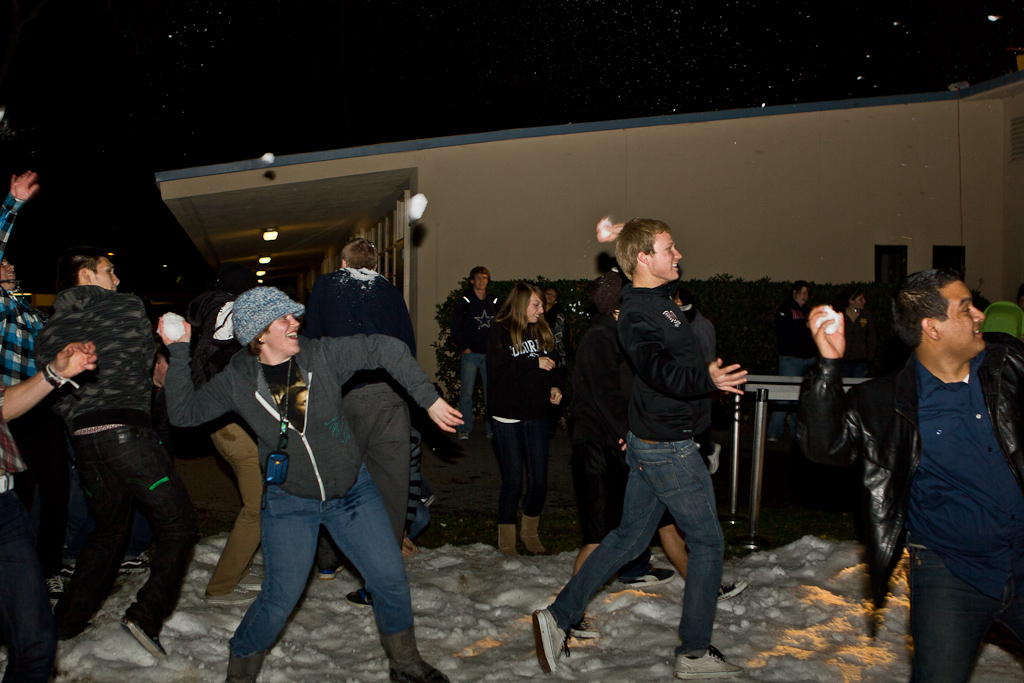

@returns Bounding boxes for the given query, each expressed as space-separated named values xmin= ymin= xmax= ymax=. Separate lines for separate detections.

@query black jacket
xmin=36 ymin=286 xmax=156 ymax=431
xmin=486 ymin=321 xmax=560 ymax=421
xmin=570 ymin=314 xmax=631 ymax=445
xmin=796 ymin=333 xmax=1024 ymax=613
xmin=775 ymin=298 xmax=816 ymax=359
xmin=452 ymin=288 xmax=498 ymax=354
xmin=617 ymin=282 xmax=714 ymax=441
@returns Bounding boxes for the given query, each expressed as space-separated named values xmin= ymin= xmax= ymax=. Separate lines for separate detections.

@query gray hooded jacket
xmin=165 ymin=334 xmax=439 ymax=501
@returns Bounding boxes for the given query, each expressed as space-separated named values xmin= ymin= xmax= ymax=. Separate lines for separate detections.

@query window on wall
xmin=875 ymin=245 xmax=907 ymax=285
xmin=932 ymin=245 xmax=965 ymax=275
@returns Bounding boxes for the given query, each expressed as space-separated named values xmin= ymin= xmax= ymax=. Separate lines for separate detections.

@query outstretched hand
xmin=10 ymin=171 xmax=40 ymax=202
xmin=427 ymin=398 xmax=463 ymax=433
xmin=708 ymin=359 xmax=748 ymax=395
xmin=808 ymin=305 xmax=846 ymax=359
xmin=51 ymin=342 xmax=97 ymax=379
xmin=158 ymin=317 xmax=192 ymax=346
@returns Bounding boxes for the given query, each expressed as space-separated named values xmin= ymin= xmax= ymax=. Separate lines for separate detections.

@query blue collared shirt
xmin=907 ymin=351 xmax=1024 ymax=599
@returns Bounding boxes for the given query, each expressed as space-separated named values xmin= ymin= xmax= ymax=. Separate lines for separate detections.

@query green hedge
xmin=433 ymin=275 xmax=898 ymax=410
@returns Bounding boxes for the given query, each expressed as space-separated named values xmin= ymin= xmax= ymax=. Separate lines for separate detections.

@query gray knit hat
xmin=232 ymin=286 xmax=305 ymax=346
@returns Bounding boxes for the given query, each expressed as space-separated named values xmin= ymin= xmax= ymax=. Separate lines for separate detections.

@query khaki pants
xmin=205 ymin=422 xmax=262 ymax=597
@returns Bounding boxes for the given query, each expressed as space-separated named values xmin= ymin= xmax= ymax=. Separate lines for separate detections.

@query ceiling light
xmin=257 ymin=279 xmax=263 ymax=284
xmin=263 ymin=228 xmax=279 ymax=241
xmin=258 ymin=256 xmax=271 ymax=264
xmin=256 ymin=270 xmax=266 ymax=277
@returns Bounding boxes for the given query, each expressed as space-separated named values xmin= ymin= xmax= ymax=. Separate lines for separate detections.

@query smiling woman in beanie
xmin=158 ymin=286 xmax=462 ymax=683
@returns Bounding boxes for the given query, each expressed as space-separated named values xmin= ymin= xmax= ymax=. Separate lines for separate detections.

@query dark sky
xmin=0 ymin=0 xmax=1021 ymax=302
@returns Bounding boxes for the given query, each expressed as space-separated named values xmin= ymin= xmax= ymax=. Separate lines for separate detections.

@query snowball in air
xmin=409 ymin=193 xmax=428 ymax=222
xmin=162 ymin=312 xmax=186 ymax=341
xmin=261 ymin=153 xmax=275 ymax=164
xmin=596 ymin=216 xmax=624 ymax=243
xmin=814 ymin=306 xmax=843 ymax=335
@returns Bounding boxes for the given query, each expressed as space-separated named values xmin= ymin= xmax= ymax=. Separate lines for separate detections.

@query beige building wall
xmin=159 ymin=92 xmax=1016 ymax=379
xmin=1004 ymin=91 xmax=1024 ymax=303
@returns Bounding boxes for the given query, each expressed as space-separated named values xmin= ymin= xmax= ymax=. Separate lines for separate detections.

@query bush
xmin=433 ymin=275 xmax=900 ymax=412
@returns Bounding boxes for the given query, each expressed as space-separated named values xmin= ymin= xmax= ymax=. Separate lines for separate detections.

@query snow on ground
xmin=8 ymin=535 xmax=1024 ymax=682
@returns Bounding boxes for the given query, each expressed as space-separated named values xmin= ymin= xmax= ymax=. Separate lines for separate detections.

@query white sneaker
xmin=707 ymin=443 xmax=721 ymax=475
xmin=718 ymin=580 xmax=748 ymax=601
xmin=237 ymin=571 xmax=263 ymax=591
xmin=532 ymin=609 xmax=567 ymax=673
xmin=673 ymin=645 xmax=742 ymax=679
xmin=204 ymin=586 xmax=258 ymax=605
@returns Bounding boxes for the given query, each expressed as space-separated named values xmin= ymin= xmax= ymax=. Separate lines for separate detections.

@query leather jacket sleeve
xmin=795 ymin=357 xmax=860 ymax=467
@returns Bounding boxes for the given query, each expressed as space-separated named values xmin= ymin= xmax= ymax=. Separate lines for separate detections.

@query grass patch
xmin=413 ymin=506 xmax=858 ymax=557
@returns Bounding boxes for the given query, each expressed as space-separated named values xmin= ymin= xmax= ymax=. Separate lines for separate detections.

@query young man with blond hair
xmin=533 ymin=218 xmax=747 ymax=679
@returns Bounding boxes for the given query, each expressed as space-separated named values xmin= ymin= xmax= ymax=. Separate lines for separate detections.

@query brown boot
xmin=226 ymin=650 xmax=266 ymax=682
xmin=520 ymin=515 xmax=546 ymax=554
xmin=380 ymin=627 xmax=450 ymax=683
xmin=498 ymin=524 xmax=519 ymax=556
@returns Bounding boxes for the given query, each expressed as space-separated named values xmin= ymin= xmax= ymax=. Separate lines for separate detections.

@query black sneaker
xmin=119 ymin=552 xmax=151 ymax=574
xmin=346 ymin=588 xmax=373 ymax=606
xmin=45 ymin=575 xmax=64 ymax=604
xmin=569 ymin=615 xmax=600 ymax=639
xmin=618 ymin=566 xmax=675 ymax=588
xmin=121 ymin=618 xmax=167 ymax=659
xmin=60 ymin=563 xmax=76 ymax=579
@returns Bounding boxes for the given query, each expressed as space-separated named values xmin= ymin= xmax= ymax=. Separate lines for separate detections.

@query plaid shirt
xmin=0 ymin=193 xmax=46 ymax=386
xmin=0 ymin=386 xmax=24 ymax=475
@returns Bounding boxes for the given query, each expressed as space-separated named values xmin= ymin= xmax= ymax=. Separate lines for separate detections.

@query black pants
xmin=11 ymin=403 xmax=71 ymax=577
xmin=54 ymin=426 xmax=197 ymax=638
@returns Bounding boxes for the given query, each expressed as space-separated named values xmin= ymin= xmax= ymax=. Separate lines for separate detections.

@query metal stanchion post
xmin=733 ymin=387 xmax=770 ymax=549
xmin=719 ymin=393 xmax=745 ymax=526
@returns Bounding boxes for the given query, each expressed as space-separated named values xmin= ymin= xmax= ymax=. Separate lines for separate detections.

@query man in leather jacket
xmin=796 ymin=268 xmax=1024 ymax=683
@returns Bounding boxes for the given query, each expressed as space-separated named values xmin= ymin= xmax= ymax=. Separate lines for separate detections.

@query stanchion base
xmin=718 ymin=514 xmax=748 ymax=527
xmin=731 ymin=535 xmax=771 ymax=551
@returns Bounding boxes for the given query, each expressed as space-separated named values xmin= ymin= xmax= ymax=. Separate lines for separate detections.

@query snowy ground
xmin=9 ymin=535 xmax=1024 ymax=682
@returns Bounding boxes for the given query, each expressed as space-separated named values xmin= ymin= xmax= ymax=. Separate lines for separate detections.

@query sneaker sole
xmin=718 ymin=580 xmax=749 ymax=602
xmin=121 ymin=619 xmax=167 ymax=659
xmin=532 ymin=611 xmax=557 ymax=673
xmin=203 ymin=592 xmax=258 ymax=605
xmin=569 ymin=627 xmax=600 ymax=639
xmin=619 ymin=575 xmax=676 ymax=589
xmin=673 ymin=670 xmax=741 ymax=680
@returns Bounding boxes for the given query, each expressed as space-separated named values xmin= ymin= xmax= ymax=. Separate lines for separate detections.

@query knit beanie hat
xmin=589 ymin=268 xmax=625 ymax=316
xmin=232 ymin=286 xmax=305 ymax=346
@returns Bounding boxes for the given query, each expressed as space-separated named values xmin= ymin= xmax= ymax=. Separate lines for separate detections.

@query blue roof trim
xmin=154 ymin=71 xmax=1024 ymax=184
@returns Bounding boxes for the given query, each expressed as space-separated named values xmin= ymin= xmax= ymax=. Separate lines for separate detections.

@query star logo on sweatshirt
xmin=475 ymin=310 xmax=494 ymax=329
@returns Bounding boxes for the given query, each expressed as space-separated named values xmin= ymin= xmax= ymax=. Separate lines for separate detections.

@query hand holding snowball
xmin=809 ymin=305 xmax=846 ymax=360
xmin=158 ymin=313 xmax=192 ymax=346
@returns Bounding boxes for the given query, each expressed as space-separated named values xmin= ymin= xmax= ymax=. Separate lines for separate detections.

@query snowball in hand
xmin=814 ymin=306 xmax=843 ymax=335
xmin=161 ymin=312 xmax=186 ymax=341
xmin=596 ymin=216 xmax=624 ymax=243
xmin=408 ymin=193 xmax=428 ymax=222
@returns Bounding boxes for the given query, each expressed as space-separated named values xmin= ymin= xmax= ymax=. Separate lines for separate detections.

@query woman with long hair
xmin=487 ymin=282 xmax=562 ymax=555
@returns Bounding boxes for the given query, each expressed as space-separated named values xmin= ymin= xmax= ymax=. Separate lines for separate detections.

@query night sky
xmin=0 ymin=1 xmax=1021 ymax=302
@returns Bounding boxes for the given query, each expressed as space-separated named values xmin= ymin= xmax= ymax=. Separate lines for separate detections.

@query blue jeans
xmin=55 ymin=426 xmax=197 ymax=639
xmin=0 ymin=491 xmax=56 ymax=682
xmin=491 ymin=418 xmax=549 ymax=524
xmin=231 ymin=466 xmax=412 ymax=657
xmin=908 ymin=542 xmax=1024 ymax=683
xmin=767 ymin=355 xmax=816 ymax=438
xmin=549 ymin=434 xmax=723 ymax=656
xmin=458 ymin=352 xmax=488 ymax=436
